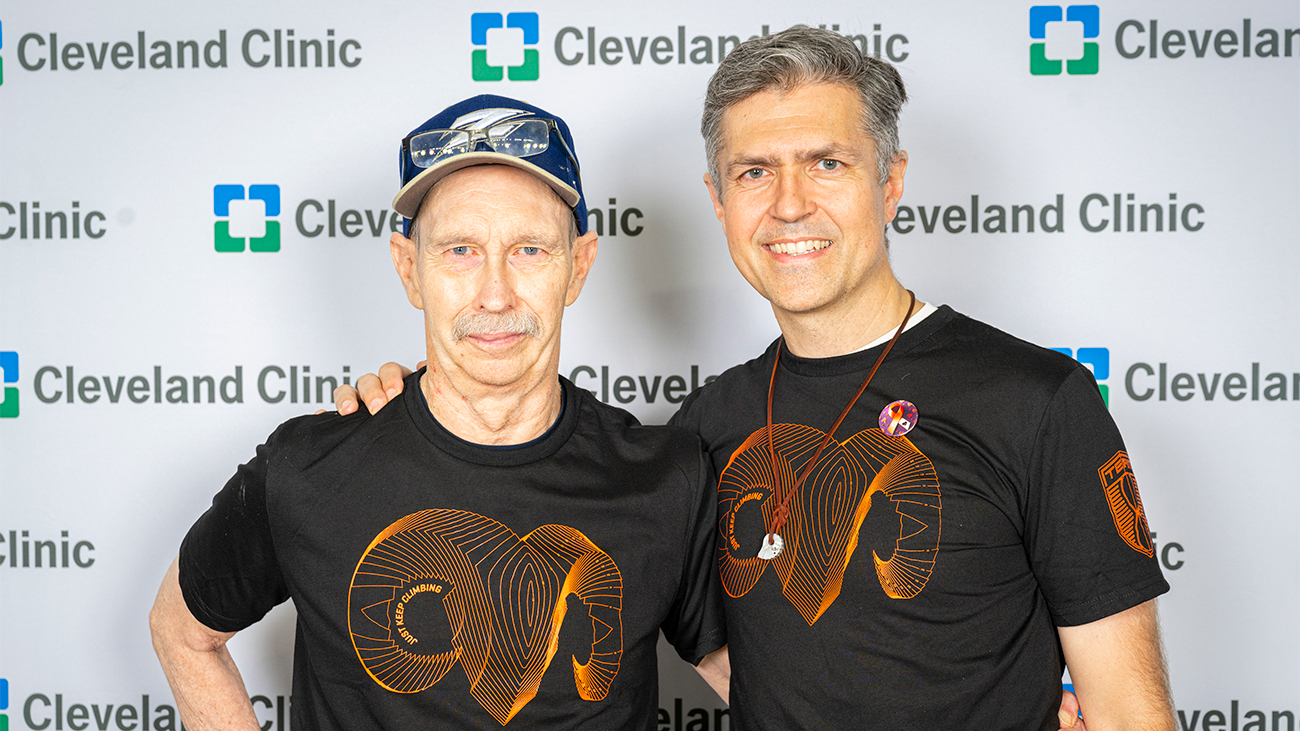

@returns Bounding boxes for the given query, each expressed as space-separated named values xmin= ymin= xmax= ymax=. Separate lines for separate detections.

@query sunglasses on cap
xmin=401 ymin=118 xmax=581 ymax=179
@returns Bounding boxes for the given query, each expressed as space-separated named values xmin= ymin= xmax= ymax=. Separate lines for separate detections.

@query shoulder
xmin=920 ymin=307 xmax=1090 ymax=398
xmin=670 ymin=338 xmax=780 ymax=431
xmin=259 ymin=406 xmax=387 ymax=471
xmin=572 ymin=384 xmax=708 ymax=482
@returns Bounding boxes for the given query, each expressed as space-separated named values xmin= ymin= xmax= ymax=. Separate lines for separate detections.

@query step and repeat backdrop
xmin=1 ymin=0 xmax=1297 ymax=728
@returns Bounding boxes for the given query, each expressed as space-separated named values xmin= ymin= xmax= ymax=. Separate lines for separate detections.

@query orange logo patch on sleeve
xmin=1098 ymin=451 xmax=1154 ymax=557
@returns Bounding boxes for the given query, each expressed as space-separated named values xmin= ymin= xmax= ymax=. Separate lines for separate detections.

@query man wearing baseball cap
xmin=337 ymin=26 xmax=1170 ymax=730
xmin=149 ymin=94 xmax=727 ymax=730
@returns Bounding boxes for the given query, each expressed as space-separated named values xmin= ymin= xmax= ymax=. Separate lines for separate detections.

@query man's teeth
xmin=768 ymin=240 xmax=831 ymax=255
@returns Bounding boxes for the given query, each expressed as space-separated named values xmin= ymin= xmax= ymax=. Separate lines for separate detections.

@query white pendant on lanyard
xmin=757 ymin=533 xmax=784 ymax=560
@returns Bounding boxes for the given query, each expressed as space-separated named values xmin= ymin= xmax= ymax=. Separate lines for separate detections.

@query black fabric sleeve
xmin=666 ymin=383 xmax=707 ymax=432
xmin=178 ymin=427 xmax=290 ymax=633
xmin=1023 ymin=366 xmax=1170 ymax=627
xmin=659 ymin=441 xmax=728 ymax=665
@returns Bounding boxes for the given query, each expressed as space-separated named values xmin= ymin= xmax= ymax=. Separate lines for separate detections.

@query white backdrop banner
xmin=2 ymin=0 xmax=1298 ymax=729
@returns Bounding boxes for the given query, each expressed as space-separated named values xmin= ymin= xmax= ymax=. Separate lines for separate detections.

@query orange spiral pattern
xmin=348 ymin=509 xmax=623 ymax=725
xmin=718 ymin=424 xmax=942 ymax=625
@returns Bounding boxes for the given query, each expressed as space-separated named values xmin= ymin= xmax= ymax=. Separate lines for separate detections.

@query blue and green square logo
xmin=1 ymin=676 xmax=9 ymax=729
xmin=2 ymin=20 xmax=7 ymax=87
xmin=1030 ymin=5 xmax=1099 ymax=75
xmin=1053 ymin=347 xmax=1110 ymax=407
xmin=471 ymin=12 xmax=539 ymax=81
xmin=214 ymin=184 xmax=280 ymax=252
xmin=1 ymin=352 xmax=18 ymax=418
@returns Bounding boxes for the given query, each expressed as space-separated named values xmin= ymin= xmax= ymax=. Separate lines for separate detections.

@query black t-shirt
xmin=179 ymin=372 xmax=725 ymax=730
xmin=670 ymin=306 xmax=1169 ymax=731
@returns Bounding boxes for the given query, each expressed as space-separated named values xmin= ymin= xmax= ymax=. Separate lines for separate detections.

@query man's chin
xmin=454 ymin=355 xmax=540 ymax=389
xmin=463 ymin=371 xmax=534 ymax=389
xmin=764 ymin=288 xmax=839 ymax=316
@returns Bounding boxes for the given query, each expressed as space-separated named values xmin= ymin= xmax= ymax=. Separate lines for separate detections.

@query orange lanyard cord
xmin=765 ymin=290 xmax=917 ymax=544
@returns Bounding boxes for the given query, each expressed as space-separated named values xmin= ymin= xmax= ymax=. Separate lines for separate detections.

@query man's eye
xmin=743 ymin=168 xmax=765 ymax=180
xmin=520 ymin=246 xmax=541 ymax=256
xmin=450 ymin=246 xmax=470 ymax=256
xmin=818 ymin=159 xmax=841 ymax=171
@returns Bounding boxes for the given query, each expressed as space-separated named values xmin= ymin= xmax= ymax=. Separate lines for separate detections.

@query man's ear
xmin=565 ymin=230 xmax=599 ymax=307
xmin=390 ymin=231 xmax=424 ymax=310
xmin=883 ymin=151 xmax=908 ymax=223
xmin=704 ymin=174 xmax=726 ymax=222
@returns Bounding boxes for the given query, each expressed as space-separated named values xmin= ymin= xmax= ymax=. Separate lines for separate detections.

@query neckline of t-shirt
xmin=777 ymin=304 xmax=956 ymax=379
xmin=415 ymin=377 xmax=567 ymax=451
xmin=402 ymin=368 xmax=581 ymax=466
xmin=848 ymin=301 xmax=939 ymax=353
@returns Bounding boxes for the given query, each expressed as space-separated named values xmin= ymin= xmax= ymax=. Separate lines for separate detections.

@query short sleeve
xmin=178 ymin=428 xmax=290 ymax=633
xmin=1024 ymin=366 xmax=1170 ymax=627
xmin=659 ymin=442 xmax=728 ymax=665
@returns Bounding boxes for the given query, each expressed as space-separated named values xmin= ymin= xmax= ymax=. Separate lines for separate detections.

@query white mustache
xmin=452 ymin=310 xmax=543 ymax=341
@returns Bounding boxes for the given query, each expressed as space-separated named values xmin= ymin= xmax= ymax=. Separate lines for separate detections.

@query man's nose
xmin=769 ymin=171 xmax=817 ymax=222
xmin=474 ymin=254 xmax=517 ymax=313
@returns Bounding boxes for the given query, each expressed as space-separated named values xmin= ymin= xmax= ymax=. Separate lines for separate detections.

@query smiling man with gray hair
xmin=683 ymin=26 xmax=1174 ymax=730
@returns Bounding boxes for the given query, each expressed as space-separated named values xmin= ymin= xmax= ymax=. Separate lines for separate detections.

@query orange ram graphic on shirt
xmin=348 ymin=509 xmax=623 ymax=725
xmin=1099 ymin=451 xmax=1154 ymax=557
xmin=718 ymin=424 xmax=942 ymax=625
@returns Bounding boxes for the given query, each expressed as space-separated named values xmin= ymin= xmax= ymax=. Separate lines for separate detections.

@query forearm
xmin=1059 ymin=600 xmax=1175 ymax=731
xmin=155 ymin=638 xmax=263 ymax=731
xmin=693 ymin=645 xmax=730 ymax=704
xmin=150 ymin=557 xmax=262 ymax=731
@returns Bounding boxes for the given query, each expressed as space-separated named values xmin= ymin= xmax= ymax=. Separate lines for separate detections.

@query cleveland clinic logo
xmin=470 ymin=12 xmax=539 ymax=81
xmin=1030 ymin=5 xmax=1100 ymax=75
xmin=1 ymin=352 xmax=17 ymax=418
xmin=214 ymin=184 xmax=281 ymax=252
xmin=1053 ymin=347 xmax=1110 ymax=407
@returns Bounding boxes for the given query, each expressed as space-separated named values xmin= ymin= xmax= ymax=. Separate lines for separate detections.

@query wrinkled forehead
xmin=728 ymin=82 xmax=866 ymax=127
xmin=414 ymin=164 xmax=573 ymax=241
xmin=718 ymin=85 xmax=874 ymax=160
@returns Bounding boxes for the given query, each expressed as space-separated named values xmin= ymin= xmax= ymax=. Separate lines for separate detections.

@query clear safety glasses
xmin=403 ymin=118 xmax=580 ymax=172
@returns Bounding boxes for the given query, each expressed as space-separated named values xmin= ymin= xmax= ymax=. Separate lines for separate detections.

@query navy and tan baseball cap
xmin=394 ymin=94 xmax=587 ymax=235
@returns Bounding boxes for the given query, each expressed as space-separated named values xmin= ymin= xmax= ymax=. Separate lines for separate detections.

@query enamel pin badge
xmin=879 ymin=400 xmax=919 ymax=437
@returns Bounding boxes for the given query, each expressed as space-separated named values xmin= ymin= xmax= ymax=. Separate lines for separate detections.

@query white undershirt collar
xmin=848 ymin=301 xmax=939 ymax=354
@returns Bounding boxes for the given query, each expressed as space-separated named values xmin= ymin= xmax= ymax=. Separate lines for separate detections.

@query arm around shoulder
xmin=1057 ymin=599 xmax=1175 ymax=731
xmin=149 ymin=556 xmax=264 ymax=731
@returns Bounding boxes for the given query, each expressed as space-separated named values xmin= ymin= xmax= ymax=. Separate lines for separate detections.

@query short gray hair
xmin=701 ymin=25 xmax=907 ymax=192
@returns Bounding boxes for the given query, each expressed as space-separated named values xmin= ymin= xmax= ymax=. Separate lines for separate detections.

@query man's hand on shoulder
xmin=329 ymin=362 xmax=417 ymax=415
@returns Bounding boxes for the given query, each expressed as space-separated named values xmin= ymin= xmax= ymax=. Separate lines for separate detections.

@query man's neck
xmin=774 ymin=277 xmax=919 ymax=359
xmin=419 ymin=364 xmax=563 ymax=446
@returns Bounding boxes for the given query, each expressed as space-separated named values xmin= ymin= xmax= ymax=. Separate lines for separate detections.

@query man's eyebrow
xmin=727 ymin=154 xmax=777 ymax=173
xmin=426 ymin=232 xmax=563 ymax=249
xmin=726 ymin=144 xmax=864 ymax=172
xmin=425 ymin=233 xmax=479 ymax=249
xmin=516 ymin=233 xmax=561 ymax=247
